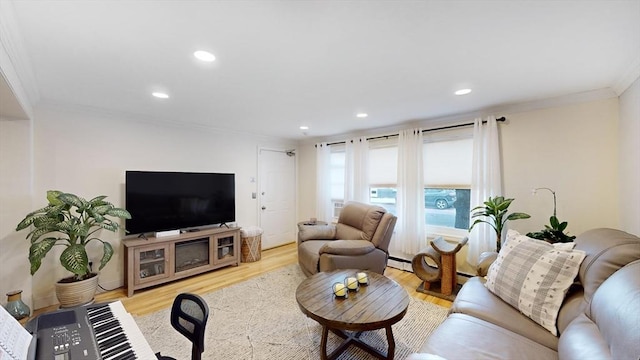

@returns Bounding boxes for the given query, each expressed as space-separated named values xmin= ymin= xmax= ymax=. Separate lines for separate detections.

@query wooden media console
xmin=123 ymin=227 xmax=240 ymax=296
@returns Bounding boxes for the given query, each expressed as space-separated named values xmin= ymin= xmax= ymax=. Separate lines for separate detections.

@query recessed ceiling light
xmin=455 ymin=89 xmax=472 ymax=95
xmin=299 ymin=126 xmax=309 ymax=130
xmin=152 ymin=92 xmax=169 ymax=99
xmin=356 ymin=113 xmax=368 ymax=118
xmin=194 ymin=50 xmax=216 ymax=62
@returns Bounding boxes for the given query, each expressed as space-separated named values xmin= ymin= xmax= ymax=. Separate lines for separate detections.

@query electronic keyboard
xmin=26 ymin=301 xmax=156 ymax=360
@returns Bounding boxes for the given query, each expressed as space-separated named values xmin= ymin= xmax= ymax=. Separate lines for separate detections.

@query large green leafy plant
xmin=469 ymin=196 xmax=530 ymax=251
xmin=16 ymin=190 xmax=131 ymax=281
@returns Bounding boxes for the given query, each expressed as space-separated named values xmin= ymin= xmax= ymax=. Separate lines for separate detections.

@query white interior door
xmin=258 ymin=148 xmax=296 ymax=249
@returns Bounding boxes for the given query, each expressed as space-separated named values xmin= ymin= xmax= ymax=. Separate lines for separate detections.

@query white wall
xmin=501 ymin=97 xmax=620 ymax=237
xmin=26 ymin=104 xmax=296 ymax=308
xmin=618 ymin=77 xmax=640 ymax=236
xmin=0 ymin=118 xmax=33 ymax=310
xmin=297 ymin=143 xmax=317 ymax=222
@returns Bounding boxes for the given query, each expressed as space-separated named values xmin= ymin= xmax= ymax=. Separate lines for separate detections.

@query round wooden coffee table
xmin=296 ymin=269 xmax=410 ymax=360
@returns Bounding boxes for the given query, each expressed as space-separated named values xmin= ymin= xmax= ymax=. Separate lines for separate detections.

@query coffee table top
xmin=295 ymin=269 xmax=410 ymax=332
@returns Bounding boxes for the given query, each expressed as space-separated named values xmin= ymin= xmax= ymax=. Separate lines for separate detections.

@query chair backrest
xmin=335 ymin=201 xmax=397 ymax=252
xmin=170 ymin=293 xmax=209 ymax=360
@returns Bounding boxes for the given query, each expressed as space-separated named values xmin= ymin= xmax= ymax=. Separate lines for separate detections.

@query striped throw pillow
xmin=485 ymin=230 xmax=585 ymax=335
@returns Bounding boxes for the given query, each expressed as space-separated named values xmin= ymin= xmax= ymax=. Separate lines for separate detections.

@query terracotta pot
xmin=55 ymin=273 xmax=99 ymax=308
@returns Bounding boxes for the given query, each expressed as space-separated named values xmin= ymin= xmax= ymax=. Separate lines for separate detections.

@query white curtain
xmin=315 ymin=143 xmax=333 ymax=222
xmin=396 ymin=129 xmax=426 ymax=255
xmin=467 ymin=116 xmax=502 ymax=265
xmin=344 ymin=137 xmax=370 ymax=203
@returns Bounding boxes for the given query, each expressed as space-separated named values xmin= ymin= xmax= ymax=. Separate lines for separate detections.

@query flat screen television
xmin=125 ymin=171 xmax=235 ymax=235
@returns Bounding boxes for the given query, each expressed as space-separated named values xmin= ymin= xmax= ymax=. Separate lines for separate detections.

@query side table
xmin=413 ymin=237 xmax=468 ymax=298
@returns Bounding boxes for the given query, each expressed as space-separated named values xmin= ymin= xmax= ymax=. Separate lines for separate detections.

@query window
xmin=369 ymin=140 xmax=398 ymax=215
xmin=423 ymin=188 xmax=471 ymax=229
xmin=324 ymin=129 xmax=472 ymax=239
xmin=423 ymin=133 xmax=473 ymax=237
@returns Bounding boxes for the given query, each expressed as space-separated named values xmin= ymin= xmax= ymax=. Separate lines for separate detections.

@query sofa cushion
xmin=573 ymin=228 xmax=640 ymax=304
xmin=416 ymin=313 xmax=558 ymax=360
xmin=451 ymin=277 xmax=560 ymax=350
xmin=558 ymin=314 xmax=611 ymax=359
xmin=485 ymin=230 xmax=586 ymax=335
xmin=558 ymin=260 xmax=640 ymax=360
xmin=582 ymin=260 xmax=640 ymax=359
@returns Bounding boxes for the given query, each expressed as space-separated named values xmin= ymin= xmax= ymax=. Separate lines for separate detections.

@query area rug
xmin=134 ymin=265 xmax=449 ymax=359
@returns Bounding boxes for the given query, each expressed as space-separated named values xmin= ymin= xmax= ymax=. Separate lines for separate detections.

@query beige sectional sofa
xmin=409 ymin=228 xmax=640 ymax=360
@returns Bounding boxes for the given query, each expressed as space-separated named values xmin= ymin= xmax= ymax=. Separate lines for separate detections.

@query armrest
xmin=476 ymin=251 xmax=498 ymax=276
xmin=319 ymin=240 xmax=376 ymax=256
xmin=298 ymin=224 xmax=336 ymax=243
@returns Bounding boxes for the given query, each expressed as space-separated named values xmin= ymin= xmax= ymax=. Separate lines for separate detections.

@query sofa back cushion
xmin=558 ymin=260 xmax=640 ymax=359
xmin=574 ymin=228 xmax=640 ymax=303
xmin=335 ymin=202 xmax=386 ymax=241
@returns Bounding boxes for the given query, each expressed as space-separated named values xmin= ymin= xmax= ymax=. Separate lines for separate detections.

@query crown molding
xmin=37 ymin=100 xmax=298 ymax=146
xmin=613 ymin=55 xmax=640 ymax=96
xmin=0 ymin=0 xmax=40 ymax=118
xmin=299 ymin=87 xmax=618 ymax=146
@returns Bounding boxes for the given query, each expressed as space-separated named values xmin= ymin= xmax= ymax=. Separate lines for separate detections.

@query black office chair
xmin=156 ymin=293 xmax=209 ymax=360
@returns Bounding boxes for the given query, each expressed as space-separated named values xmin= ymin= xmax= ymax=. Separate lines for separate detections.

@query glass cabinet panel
xmin=136 ymin=246 xmax=169 ymax=284
xmin=216 ymin=235 xmax=235 ymax=262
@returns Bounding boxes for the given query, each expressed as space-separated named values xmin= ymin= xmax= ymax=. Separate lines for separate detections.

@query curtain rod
xmin=319 ymin=117 xmax=506 ymax=146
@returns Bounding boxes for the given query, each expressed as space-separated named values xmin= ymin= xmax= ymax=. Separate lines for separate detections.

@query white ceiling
xmin=4 ymin=0 xmax=640 ymax=139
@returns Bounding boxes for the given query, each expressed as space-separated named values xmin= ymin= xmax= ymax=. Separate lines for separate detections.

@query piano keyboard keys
xmin=85 ymin=301 xmax=157 ymax=360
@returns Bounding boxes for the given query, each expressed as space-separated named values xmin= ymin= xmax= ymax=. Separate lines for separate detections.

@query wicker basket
xmin=241 ymin=226 xmax=263 ymax=263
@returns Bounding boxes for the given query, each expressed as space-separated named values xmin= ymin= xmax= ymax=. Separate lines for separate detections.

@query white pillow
xmin=485 ymin=230 xmax=585 ymax=335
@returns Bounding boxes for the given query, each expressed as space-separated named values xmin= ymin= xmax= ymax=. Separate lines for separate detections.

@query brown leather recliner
xmin=297 ymin=201 xmax=397 ymax=277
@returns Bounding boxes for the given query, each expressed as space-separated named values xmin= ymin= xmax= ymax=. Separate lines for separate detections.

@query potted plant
xmin=469 ymin=196 xmax=530 ymax=251
xmin=15 ymin=190 xmax=131 ymax=307
xmin=526 ymin=188 xmax=575 ymax=243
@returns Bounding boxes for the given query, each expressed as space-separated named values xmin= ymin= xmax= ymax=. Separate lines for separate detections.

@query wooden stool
xmin=412 ymin=237 xmax=468 ymax=296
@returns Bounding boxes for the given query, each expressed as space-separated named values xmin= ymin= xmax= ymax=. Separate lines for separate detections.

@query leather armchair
xmin=297 ymin=201 xmax=397 ymax=277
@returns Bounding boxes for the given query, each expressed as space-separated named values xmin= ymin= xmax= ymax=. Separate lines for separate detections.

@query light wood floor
xmin=36 ymin=243 xmax=452 ymax=317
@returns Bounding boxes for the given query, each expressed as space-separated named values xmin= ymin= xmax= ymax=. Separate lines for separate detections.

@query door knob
xmin=261 ymin=206 xmax=267 ymax=210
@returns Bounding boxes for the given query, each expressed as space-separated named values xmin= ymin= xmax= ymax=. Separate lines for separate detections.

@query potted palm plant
xmin=469 ymin=196 xmax=530 ymax=251
xmin=15 ymin=190 xmax=131 ymax=307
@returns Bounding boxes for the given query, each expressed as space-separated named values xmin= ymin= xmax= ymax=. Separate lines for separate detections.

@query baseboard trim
xmin=388 ymin=255 xmax=474 ymax=285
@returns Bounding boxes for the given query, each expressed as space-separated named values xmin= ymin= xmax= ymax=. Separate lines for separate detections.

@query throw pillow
xmin=485 ymin=230 xmax=585 ymax=335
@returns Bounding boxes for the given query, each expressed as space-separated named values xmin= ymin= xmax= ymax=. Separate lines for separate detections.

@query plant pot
xmin=55 ymin=273 xmax=99 ymax=308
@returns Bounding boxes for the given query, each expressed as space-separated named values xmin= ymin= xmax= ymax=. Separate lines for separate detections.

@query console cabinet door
xmin=213 ymin=232 xmax=239 ymax=266
xmin=134 ymin=244 xmax=171 ymax=285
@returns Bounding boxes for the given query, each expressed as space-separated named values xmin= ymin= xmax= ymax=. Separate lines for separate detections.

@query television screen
xmin=125 ymin=171 xmax=235 ymax=234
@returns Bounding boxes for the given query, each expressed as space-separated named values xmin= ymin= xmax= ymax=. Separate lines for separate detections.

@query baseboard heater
xmin=389 ymin=256 xmax=411 ymax=263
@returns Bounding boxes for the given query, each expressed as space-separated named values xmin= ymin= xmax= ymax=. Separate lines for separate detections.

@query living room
xmin=0 ymin=1 xmax=639 ymax=358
